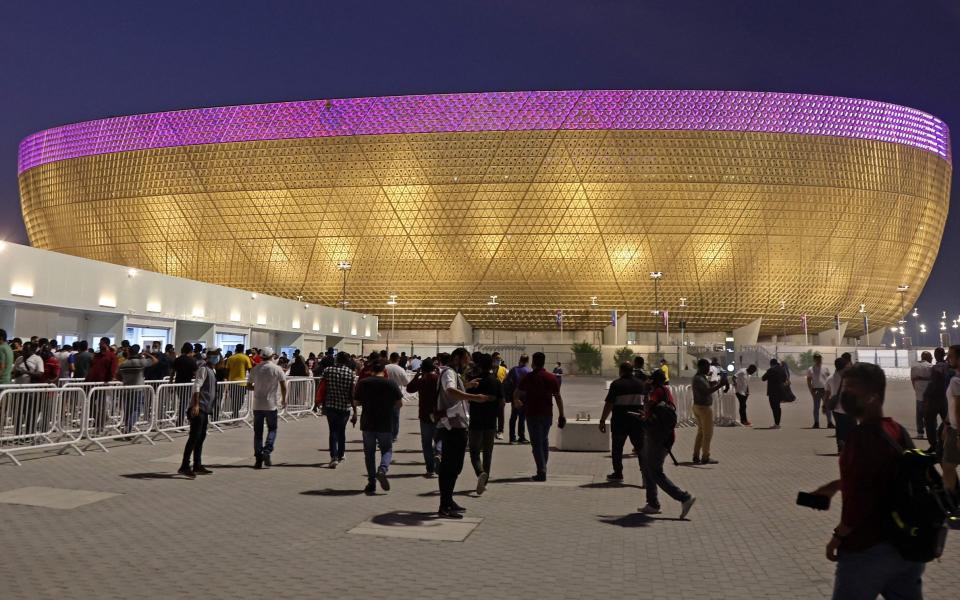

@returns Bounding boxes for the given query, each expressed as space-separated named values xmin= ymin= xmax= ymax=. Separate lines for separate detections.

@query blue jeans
xmin=526 ymin=415 xmax=552 ymax=475
xmin=253 ymin=409 xmax=278 ymax=457
xmin=833 ymin=542 xmax=924 ymax=600
xmin=392 ymin=406 xmax=401 ymax=441
xmin=419 ymin=420 xmax=441 ymax=474
xmin=326 ymin=408 xmax=350 ymax=461
xmin=362 ymin=431 xmax=393 ymax=483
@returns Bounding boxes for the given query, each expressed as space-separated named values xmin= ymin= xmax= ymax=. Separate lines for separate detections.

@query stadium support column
xmin=602 ymin=313 xmax=627 ymax=346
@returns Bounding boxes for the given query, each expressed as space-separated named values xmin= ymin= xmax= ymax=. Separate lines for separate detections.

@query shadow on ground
xmin=300 ymin=489 xmax=365 ymax=497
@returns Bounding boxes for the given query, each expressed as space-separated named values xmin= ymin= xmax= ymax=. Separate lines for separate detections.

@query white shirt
xmin=708 ymin=365 xmax=721 ymax=383
xmin=947 ymin=375 xmax=960 ymax=430
xmin=437 ymin=366 xmax=468 ymax=430
xmin=13 ymin=355 xmax=44 ymax=384
xmin=806 ymin=364 xmax=830 ymax=389
xmin=384 ymin=363 xmax=409 ymax=388
xmin=733 ymin=368 xmax=751 ymax=395
xmin=910 ymin=362 xmax=933 ymax=403
xmin=409 ymin=358 xmax=421 ymax=371
xmin=825 ymin=371 xmax=844 ymax=415
xmin=248 ymin=359 xmax=286 ymax=411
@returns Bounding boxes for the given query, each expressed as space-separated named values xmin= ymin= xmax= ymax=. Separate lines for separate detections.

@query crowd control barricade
xmin=211 ymin=381 xmax=251 ymax=432
xmin=152 ymin=383 xmax=194 ymax=441
xmin=58 ymin=377 xmax=85 ymax=387
xmin=144 ymin=379 xmax=169 ymax=393
xmin=714 ymin=390 xmax=739 ymax=427
xmin=281 ymin=377 xmax=317 ymax=421
xmin=669 ymin=385 xmax=694 ymax=427
xmin=64 ymin=381 xmax=121 ymax=394
xmin=83 ymin=385 xmax=156 ymax=451
xmin=0 ymin=386 xmax=87 ymax=466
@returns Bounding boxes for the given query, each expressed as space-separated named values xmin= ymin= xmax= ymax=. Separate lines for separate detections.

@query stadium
xmin=17 ymin=90 xmax=951 ymax=335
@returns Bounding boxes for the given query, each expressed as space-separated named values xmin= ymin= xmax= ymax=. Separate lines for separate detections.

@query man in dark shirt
xmin=599 ymin=362 xmax=647 ymax=483
xmin=85 ymin=337 xmax=118 ymax=383
xmin=171 ymin=343 xmax=198 ymax=383
xmin=761 ymin=358 xmax=788 ymax=429
xmin=923 ymin=347 xmax=951 ymax=453
xmin=468 ymin=353 xmax=503 ymax=495
xmin=691 ymin=358 xmax=725 ymax=464
xmin=72 ymin=341 xmax=93 ymax=380
xmin=406 ymin=358 xmax=441 ymax=476
xmin=812 ymin=363 xmax=924 ymax=599
xmin=515 ymin=352 xmax=566 ymax=481
xmin=505 ymin=355 xmax=532 ymax=443
xmin=353 ymin=361 xmax=403 ymax=495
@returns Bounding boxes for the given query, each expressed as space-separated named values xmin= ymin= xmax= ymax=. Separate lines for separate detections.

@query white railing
xmin=58 ymin=377 xmax=85 ymax=387
xmin=152 ymin=383 xmax=193 ymax=442
xmin=0 ymin=387 xmax=87 ymax=466
xmin=669 ymin=384 xmax=694 ymax=427
xmin=211 ymin=381 xmax=251 ymax=431
xmin=83 ymin=385 xmax=156 ymax=451
xmin=281 ymin=377 xmax=317 ymax=421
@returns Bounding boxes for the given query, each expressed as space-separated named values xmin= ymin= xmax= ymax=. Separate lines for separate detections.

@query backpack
xmin=647 ymin=387 xmax=678 ymax=446
xmin=880 ymin=424 xmax=955 ymax=562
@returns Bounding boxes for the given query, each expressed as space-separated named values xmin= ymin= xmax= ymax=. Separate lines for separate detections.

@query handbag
xmin=315 ymin=378 xmax=328 ymax=407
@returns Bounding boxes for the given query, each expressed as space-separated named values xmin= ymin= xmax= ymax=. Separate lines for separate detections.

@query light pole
xmin=337 ymin=261 xmax=351 ymax=308
xmin=859 ymin=303 xmax=869 ymax=346
xmin=919 ymin=323 xmax=927 ymax=346
xmin=650 ymin=271 xmax=663 ymax=354
xmin=386 ymin=294 xmax=397 ymax=351
xmin=912 ymin=307 xmax=919 ymax=348
xmin=778 ymin=299 xmax=786 ymax=359
xmin=487 ymin=295 xmax=499 ymax=347
xmin=679 ymin=297 xmax=687 ymax=371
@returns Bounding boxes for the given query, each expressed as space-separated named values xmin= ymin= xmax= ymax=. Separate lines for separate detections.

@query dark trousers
xmin=833 ymin=411 xmax=853 ymax=453
xmin=526 ymin=415 xmax=552 ymax=475
xmin=915 ymin=400 xmax=925 ymax=437
xmin=496 ymin=402 xmax=505 ymax=434
xmin=509 ymin=404 xmax=526 ymax=441
xmin=811 ymin=388 xmax=833 ymax=427
xmin=641 ymin=436 xmax=689 ymax=508
xmin=437 ymin=428 xmax=468 ymax=508
xmin=611 ymin=423 xmax=644 ymax=476
xmin=469 ymin=428 xmax=495 ymax=476
xmin=325 ymin=408 xmax=350 ymax=461
xmin=181 ymin=412 xmax=209 ymax=468
xmin=736 ymin=393 xmax=749 ymax=424
xmin=769 ymin=397 xmax=782 ymax=426
xmin=253 ymin=409 xmax=278 ymax=457
xmin=925 ymin=400 xmax=947 ymax=452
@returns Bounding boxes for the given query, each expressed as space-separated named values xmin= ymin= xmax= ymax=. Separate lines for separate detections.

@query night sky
xmin=1 ymin=1 xmax=957 ymax=322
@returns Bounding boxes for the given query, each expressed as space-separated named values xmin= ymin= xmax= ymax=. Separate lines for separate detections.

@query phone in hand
xmin=796 ymin=491 xmax=830 ymax=511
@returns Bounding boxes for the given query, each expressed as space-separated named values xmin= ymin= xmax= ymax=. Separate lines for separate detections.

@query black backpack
xmin=880 ymin=424 xmax=955 ymax=562
xmin=647 ymin=388 xmax=678 ymax=445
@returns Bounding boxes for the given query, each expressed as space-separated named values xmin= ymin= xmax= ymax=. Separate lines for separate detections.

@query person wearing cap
xmin=806 ymin=353 xmax=833 ymax=429
xmin=247 ymin=347 xmax=287 ymax=469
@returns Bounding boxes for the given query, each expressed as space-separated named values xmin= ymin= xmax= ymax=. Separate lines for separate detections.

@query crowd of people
xmin=2 ymin=327 xmax=958 ymax=597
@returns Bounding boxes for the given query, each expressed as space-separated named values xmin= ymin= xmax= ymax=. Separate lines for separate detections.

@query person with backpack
xmin=761 ymin=358 xmax=789 ymax=429
xmin=637 ymin=369 xmax=696 ymax=518
xmin=923 ymin=347 xmax=951 ymax=454
xmin=811 ymin=363 xmax=934 ymax=599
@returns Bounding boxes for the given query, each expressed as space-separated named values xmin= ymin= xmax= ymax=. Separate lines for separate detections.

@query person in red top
xmin=514 ymin=352 xmax=565 ymax=481
xmin=812 ymin=362 xmax=924 ymax=600
xmin=406 ymin=357 xmax=441 ymax=477
xmin=638 ymin=369 xmax=695 ymax=518
xmin=40 ymin=348 xmax=61 ymax=383
xmin=85 ymin=337 xmax=118 ymax=383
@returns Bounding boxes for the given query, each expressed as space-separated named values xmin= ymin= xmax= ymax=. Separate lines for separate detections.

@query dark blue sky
xmin=2 ymin=1 xmax=957 ymax=321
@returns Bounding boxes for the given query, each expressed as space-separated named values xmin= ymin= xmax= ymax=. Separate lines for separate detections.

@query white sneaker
xmin=638 ymin=504 xmax=661 ymax=515
xmin=495 ymin=432 xmax=504 ymax=440
xmin=329 ymin=459 xmax=339 ymax=469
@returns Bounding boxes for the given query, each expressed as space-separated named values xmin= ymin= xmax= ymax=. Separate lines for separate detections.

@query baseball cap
xmin=260 ymin=346 xmax=274 ymax=358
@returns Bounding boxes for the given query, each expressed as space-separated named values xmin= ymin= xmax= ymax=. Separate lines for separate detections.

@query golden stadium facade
xmin=17 ymin=90 xmax=952 ymax=334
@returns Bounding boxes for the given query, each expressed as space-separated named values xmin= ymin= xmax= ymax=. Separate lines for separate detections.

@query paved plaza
xmin=1 ymin=376 xmax=957 ymax=599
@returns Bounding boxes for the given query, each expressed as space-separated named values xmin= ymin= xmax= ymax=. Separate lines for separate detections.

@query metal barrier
xmin=152 ymin=383 xmax=194 ymax=442
xmin=714 ymin=390 xmax=739 ymax=426
xmin=669 ymin=384 xmax=694 ymax=427
xmin=64 ymin=381 xmax=121 ymax=394
xmin=144 ymin=379 xmax=170 ymax=392
xmin=83 ymin=385 xmax=156 ymax=451
xmin=0 ymin=386 xmax=87 ymax=466
xmin=281 ymin=377 xmax=318 ymax=421
xmin=58 ymin=377 xmax=85 ymax=387
xmin=211 ymin=381 xmax=251 ymax=431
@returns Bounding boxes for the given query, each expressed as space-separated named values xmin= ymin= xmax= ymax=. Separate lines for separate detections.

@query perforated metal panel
xmin=18 ymin=91 xmax=951 ymax=334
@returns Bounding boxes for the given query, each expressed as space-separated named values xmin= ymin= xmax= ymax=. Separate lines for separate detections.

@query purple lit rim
xmin=17 ymin=90 xmax=951 ymax=174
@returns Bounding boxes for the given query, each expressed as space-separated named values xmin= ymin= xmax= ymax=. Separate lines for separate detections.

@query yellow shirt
xmin=496 ymin=364 xmax=508 ymax=383
xmin=660 ymin=364 xmax=670 ymax=381
xmin=226 ymin=353 xmax=253 ymax=381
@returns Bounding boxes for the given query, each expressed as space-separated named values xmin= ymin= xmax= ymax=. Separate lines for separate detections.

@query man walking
xmin=941 ymin=345 xmax=960 ymax=500
xmin=910 ymin=351 xmax=933 ymax=440
xmin=515 ymin=352 xmax=566 ymax=481
xmin=504 ymin=355 xmax=532 ymax=444
xmin=812 ymin=363 xmax=925 ymax=599
xmin=384 ymin=352 xmax=409 ymax=443
xmin=762 ymin=359 xmax=788 ymax=429
xmin=639 ymin=369 xmax=696 ymax=518
xmin=923 ymin=347 xmax=951 ymax=454
xmin=691 ymin=358 xmax=724 ymax=463
xmin=178 ymin=352 xmax=217 ymax=478
xmin=599 ymin=362 xmax=646 ymax=483
xmin=492 ymin=352 xmax=508 ymax=439
xmin=436 ymin=348 xmax=492 ymax=517
xmin=826 ymin=356 xmax=853 ymax=453
xmin=247 ymin=347 xmax=286 ymax=469
xmin=468 ymin=353 xmax=502 ymax=495
xmin=733 ymin=364 xmax=757 ymax=426
xmin=353 ymin=360 xmax=403 ymax=495
xmin=806 ymin=353 xmax=833 ymax=429
xmin=321 ymin=352 xmax=356 ymax=468
xmin=406 ymin=358 xmax=441 ymax=477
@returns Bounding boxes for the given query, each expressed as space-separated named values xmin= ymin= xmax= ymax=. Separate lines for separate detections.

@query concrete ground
xmin=0 ymin=376 xmax=957 ymax=599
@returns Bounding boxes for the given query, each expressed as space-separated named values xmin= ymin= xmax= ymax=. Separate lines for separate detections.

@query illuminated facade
xmin=17 ymin=90 xmax=951 ymax=334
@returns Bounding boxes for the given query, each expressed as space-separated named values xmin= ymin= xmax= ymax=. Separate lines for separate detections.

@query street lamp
xmin=386 ymin=294 xmax=398 ymax=351
xmin=487 ymin=295 xmax=499 ymax=347
xmin=896 ymin=285 xmax=909 ymax=342
xmin=337 ymin=261 xmax=352 ymax=308
xmin=650 ymin=272 xmax=663 ymax=354
xmin=919 ymin=323 xmax=927 ymax=346
xmin=859 ymin=303 xmax=869 ymax=346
